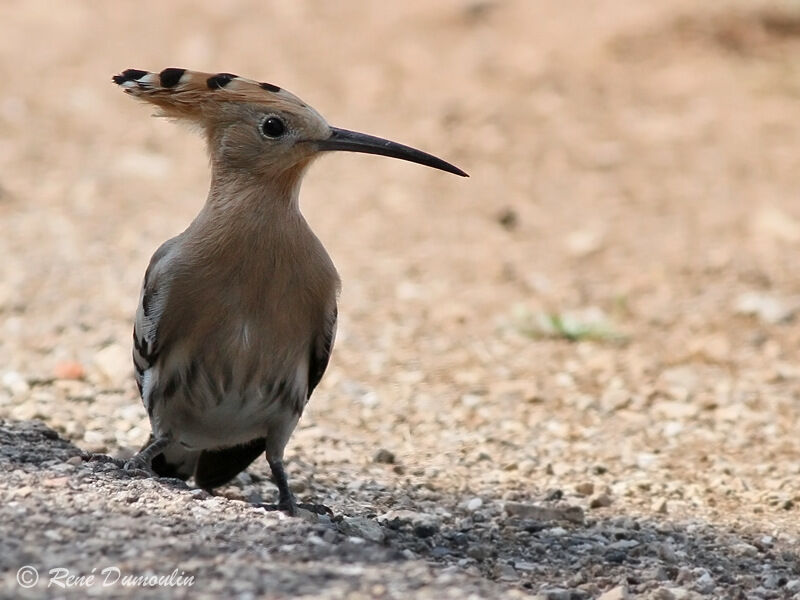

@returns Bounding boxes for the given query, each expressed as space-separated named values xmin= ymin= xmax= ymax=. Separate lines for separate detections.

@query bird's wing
xmin=307 ymin=304 xmax=337 ymax=398
xmin=132 ymin=237 xmax=179 ymax=410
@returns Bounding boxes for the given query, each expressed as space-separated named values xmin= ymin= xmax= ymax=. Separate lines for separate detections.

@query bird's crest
xmin=112 ymin=68 xmax=304 ymax=120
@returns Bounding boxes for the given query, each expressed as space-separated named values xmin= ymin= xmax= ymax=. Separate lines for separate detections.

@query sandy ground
xmin=1 ymin=1 xmax=799 ymax=598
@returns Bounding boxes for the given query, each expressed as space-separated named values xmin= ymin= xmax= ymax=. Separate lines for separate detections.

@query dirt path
xmin=1 ymin=1 xmax=799 ymax=598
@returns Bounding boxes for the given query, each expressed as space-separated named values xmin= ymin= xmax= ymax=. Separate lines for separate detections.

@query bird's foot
xmin=256 ymin=498 xmax=331 ymax=518
xmin=257 ymin=501 xmax=297 ymax=517
xmin=123 ymin=436 xmax=171 ymax=478
xmin=123 ymin=456 xmax=157 ymax=478
xmin=296 ymin=502 xmax=333 ymax=516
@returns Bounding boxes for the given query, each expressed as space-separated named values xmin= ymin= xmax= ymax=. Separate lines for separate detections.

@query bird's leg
xmin=124 ymin=436 xmax=170 ymax=476
xmin=264 ymin=458 xmax=333 ymax=517
xmin=267 ymin=457 xmax=297 ymax=516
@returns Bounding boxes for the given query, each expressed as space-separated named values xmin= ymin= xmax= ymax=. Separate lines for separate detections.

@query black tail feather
xmin=194 ymin=438 xmax=267 ymax=491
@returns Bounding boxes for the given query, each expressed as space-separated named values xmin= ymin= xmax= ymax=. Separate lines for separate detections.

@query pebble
xmin=695 ymin=571 xmax=714 ymax=593
xmin=54 ymin=361 xmax=86 ymax=380
xmin=668 ymin=588 xmax=695 ymax=600
xmin=653 ymin=498 xmax=668 ymax=514
xmin=734 ymin=291 xmax=799 ymax=324
xmin=378 ymin=509 xmax=440 ymax=534
xmin=372 ymin=448 xmax=395 ymax=464
xmin=575 ymin=482 xmax=594 ymax=496
xmin=2 ymin=371 xmax=29 ymax=395
xmin=733 ymin=542 xmax=759 ymax=557
xmin=537 ymin=588 xmax=572 ymax=600
xmin=322 ymin=529 xmax=338 ymax=544
xmin=496 ymin=563 xmax=518 ymax=582
xmin=339 ymin=517 xmax=385 ymax=544
xmin=590 ymin=493 xmax=613 ymax=509
xmin=93 ymin=343 xmax=132 ymax=383
xmin=599 ymin=584 xmax=628 ymax=600
xmin=466 ymin=497 xmax=483 ymax=511
xmin=504 ymin=501 xmax=584 ymax=523
xmin=513 ymin=560 xmax=536 ymax=572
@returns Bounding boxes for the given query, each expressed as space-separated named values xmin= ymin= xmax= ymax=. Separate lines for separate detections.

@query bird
xmin=112 ymin=68 xmax=467 ymax=515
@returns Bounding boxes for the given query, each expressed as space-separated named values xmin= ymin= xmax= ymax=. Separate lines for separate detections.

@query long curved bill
xmin=317 ymin=127 xmax=468 ymax=177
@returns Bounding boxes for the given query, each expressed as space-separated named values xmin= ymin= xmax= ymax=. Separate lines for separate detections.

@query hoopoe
xmin=112 ymin=68 xmax=467 ymax=515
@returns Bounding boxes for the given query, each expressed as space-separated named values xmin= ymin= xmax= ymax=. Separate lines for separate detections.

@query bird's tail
xmin=144 ymin=435 xmax=266 ymax=491
xmin=194 ymin=438 xmax=267 ymax=491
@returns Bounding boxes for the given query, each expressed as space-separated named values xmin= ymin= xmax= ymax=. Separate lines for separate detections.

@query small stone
xmin=609 ymin=540 xmax=639 ymax=551
xmin=83 ymin=430 xmax=105 ymax=445
xmin=754 ymin=206 xmax=800 ymax=243
xmin=1 ymin=371 xmax=29 ymax=396
xmin=513 ymin=560 xmax=536 ymax=572
xmin=288 ymin=479 xmax=306 ymax=493
xmin=504 ymin=501 xmax=584 ymax=523
xmin=339 ymin=517 xmax=385 ymax=543
xmin=733 ymin=542 xmax=758 ymax=557
xmin=496 ymin=207 xmax=518 ymax=231
xmin=378 ymin=509 xmax=440 ymax=534
xmin=565 ymin=227 xmax=605 ymax=257
xmin=651 ymin=589 xmax=676 ymax=600
xmin=466 ymin=497 xmax=483 ymax=511
xmin=785 ymin=579 xmax=800 ymax=592
xmin=322 ymin=529 xmax=338 ymax=544
xmin=346 ymin=536 xmax=365 ymax=544
xmin=41 ymin=477 xmax=69 ymax=488
xmin=734 ymin=291 xmax=799 ymax=325
xmin=295 ymin=507 xmax=320 ymax=524
xmin=54 ymin=361 xmax=86 ymax=380
xmin=14 ymin=486 xmax=32 ymax=498
xmin=66 ymin=456 xmax=83 ymax=466
xmin=695 ymin=571 xmax=713 ymax=594
xmin=575 ymin=482 xmax=594 ymax=496
xmin=414 ymin=522 xmax=438 ymax=538
xmin=496 ymin=563 xmax=518 ymax=581
xmin=539 ymin=588 xmax=571 ymax=600
xmin=467 ymin=545 xmax=489 ymax=560
xmin=93 ymin=344 xmax=132 ymax=383
xmin=306 ymin=534 xmax=327 ymax=546
xmin=657 ymin=543 xmax=678 ymax=563
xmin=590 ymin=493 xmax=613 ymax=509
xmin=599 ymin=584 xmax=629 ymax=600
xmin=653 ymin=498 xmax=668 ymax=514
xmin=373 ymin=448 xmax=395 ymax=464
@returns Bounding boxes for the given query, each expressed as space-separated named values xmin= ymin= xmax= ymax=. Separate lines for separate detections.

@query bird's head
xmin=113 ymin=68 xmax=467 ymax=185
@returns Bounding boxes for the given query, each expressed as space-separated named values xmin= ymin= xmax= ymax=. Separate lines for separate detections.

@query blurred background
xmin=0 ymin=0 xmax=799 ymax=557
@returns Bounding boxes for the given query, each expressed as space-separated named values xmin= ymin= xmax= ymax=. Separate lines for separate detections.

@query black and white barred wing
xmin=132 ymin=238 xmax=177 ymax=406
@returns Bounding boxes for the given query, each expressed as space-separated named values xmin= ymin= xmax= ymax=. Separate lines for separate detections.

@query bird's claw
xmin=123 ymin=457 xmax=156 ymax=478
xmin=296 ymin=502 xmax=333 ymax=516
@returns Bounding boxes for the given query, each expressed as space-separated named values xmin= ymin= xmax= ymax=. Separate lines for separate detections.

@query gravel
xmin=1 ymin=420 xmax=798 ymax=598
xmin=2 ymin=1 xmax=800 ymax=598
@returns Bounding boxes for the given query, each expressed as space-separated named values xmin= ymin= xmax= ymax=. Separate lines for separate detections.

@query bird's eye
xmin=261 ymin=116 xmax=286 ymax=138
